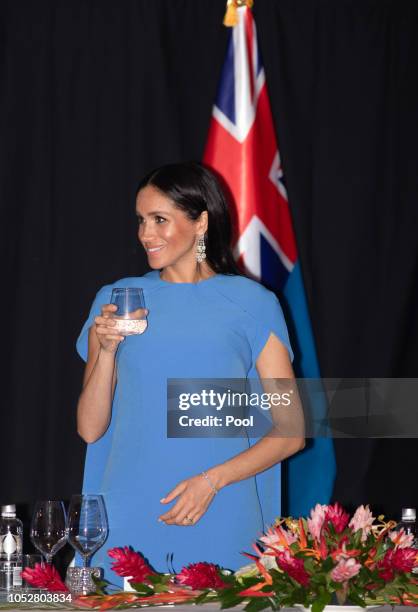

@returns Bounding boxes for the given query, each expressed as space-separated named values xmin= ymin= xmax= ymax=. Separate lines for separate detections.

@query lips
xmin=146 ymin=245 xmax=165 ymax=254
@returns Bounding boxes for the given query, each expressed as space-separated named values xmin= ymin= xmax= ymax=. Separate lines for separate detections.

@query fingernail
xmin=158 ymin=518 xmax=162 ymax=522
xmin=160 ymin=498 xmax=165 ymax=502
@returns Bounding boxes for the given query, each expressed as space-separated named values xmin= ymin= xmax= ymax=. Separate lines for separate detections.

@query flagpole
xmin=223 ymin=0 xmax=254 ymax=28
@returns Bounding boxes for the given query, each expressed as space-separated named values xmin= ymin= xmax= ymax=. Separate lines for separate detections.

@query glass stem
xmin=82 ymin=555 xmax=90 ymax=569
xmin=45 ymin=554 xmax=53 ymax=565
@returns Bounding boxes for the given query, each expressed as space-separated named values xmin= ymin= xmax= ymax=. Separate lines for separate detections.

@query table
xmin=1 ymin=606 xmax=411 ymax=612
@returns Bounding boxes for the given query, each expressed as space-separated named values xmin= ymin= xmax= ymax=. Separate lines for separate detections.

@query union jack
xmin=204 ymin=6 xmax=296 ymax=291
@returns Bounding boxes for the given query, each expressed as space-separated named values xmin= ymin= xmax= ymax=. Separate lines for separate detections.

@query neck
xmin=159 ymin=263 xmax=215 ymax=284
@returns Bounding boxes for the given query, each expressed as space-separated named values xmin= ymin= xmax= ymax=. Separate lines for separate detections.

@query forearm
xmin=77 ymin=349 xmax=116 ymax=443
xmin=206 ymin=432 xmax=304 ymax=490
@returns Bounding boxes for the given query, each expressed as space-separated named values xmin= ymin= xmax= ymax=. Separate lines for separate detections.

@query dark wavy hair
xmin=136 ymin=162 xmax=241 ymax=275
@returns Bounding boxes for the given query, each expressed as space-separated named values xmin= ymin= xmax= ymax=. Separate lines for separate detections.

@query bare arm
xmin=77 ymin=326 xmax=118 ymax=443
xmin=206 ymin=333 xmax=304 ymax=488
xmin=76 ymin=304 xmax=127 ymax=443
xmin=160 ymin=333 xmax=305 ymax=525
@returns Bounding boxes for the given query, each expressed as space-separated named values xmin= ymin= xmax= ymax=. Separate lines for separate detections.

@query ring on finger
xmin=184 ymin=515 xmax=193 ymax=524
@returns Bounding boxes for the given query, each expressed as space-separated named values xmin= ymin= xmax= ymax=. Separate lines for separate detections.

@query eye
xmin=155 ymin=215 xmax=167 ymax=224
xmin=137 ymin=216 xmax=144 ymax=225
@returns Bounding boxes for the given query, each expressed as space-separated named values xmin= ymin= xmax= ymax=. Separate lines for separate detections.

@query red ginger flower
xmin=378 ymin=567 xmax=394 ymax=582
xmin=319 ymin=535 xmax=328 ymax=560
xmin=378 ymin=547 xmax=417 ymax=575
xmin=275 ymin=549 xmax=310 ymax=587
xmin=108 ymin=547 xmax=155 ymax=583
xmin=176 ymin=562 xmax=227 ymax=589
xmin=21 ymin=563 xmax=68 ymax=592
xmin=325 ymin=502 xmax=350 ymax=534
xmin=331 ymin=536 xmax=361 ymax=563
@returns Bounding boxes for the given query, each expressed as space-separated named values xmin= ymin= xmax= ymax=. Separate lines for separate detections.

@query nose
xmin=138 ymin=219 xmax=155 ymax=242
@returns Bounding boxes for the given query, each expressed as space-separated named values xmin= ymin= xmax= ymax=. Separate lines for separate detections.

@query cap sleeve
xmin=250 ymin=290 xmax=294 ymax=365
xmin=76 ymin=284 xmax=113 ymax=362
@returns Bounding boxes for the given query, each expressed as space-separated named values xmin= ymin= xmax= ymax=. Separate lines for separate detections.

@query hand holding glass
xmin=110 ymin=288 xmax=147 ymax=335
xmin=30 ymin=501 xmax=67 ymax=565
xmin=66 ymin=495 xmax=108 ymax=568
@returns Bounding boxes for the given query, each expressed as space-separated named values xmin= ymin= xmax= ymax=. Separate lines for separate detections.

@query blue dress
xmin=76 ymin=270 xmax=293 ymax=582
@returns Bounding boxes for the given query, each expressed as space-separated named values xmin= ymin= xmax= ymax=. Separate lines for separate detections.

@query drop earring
xmin=196 ymin=235 xmax=206 ymax=263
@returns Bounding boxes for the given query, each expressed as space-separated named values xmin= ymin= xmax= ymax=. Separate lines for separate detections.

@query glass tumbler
xmin=110 ymin=287 xmax=147 ymax=335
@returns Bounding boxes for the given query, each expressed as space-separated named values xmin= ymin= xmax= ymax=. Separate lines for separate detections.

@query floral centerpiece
xmin=23 ymin=503 xmax=418 ymax=610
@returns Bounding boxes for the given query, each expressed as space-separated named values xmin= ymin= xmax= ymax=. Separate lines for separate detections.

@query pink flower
xmin=21 ymin=563 xmax=68 ymax=592
xmin=349 ymin=505 xmax=374 ymax=542
xmin=108 ymin=547 xmax=155 ymax=583
xmin=275 ymin=549 xmax=310 ymax=587
xmin=307 ymin=504 xmax=327 ymax=541
xmin=330 ymin=557 xmax=361 ymax=583
xmin=325 ymin=503 xmax=350 ymax=534
xmin=389 ymin=528 xmax=415 ymax=549
xmin=259 ymin=525 xmax=298 ymax=550
xmin=176 ymin=562 xmax=227 ymax=589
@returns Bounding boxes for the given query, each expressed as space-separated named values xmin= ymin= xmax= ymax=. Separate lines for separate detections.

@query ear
xmin=196 ymin=211 xmax=208 ymax=236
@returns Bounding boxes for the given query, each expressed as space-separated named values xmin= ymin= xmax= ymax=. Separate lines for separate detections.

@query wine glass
xmin=110 ymin=287 xmax=147 ymax=335
xmin=30 ymin=500 xmax=67 ymax=565
xmin=66 ymin=494 xmax=108 ymax=568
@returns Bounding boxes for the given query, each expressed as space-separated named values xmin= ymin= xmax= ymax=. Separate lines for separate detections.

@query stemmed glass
xmin=30 ymin=500 xmax=67 ymax=565
xmin=66 ymin=494 xmax=108 ymax=568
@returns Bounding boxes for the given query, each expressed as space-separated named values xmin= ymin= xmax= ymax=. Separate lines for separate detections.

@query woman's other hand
xmin=158 ymin=474 xmax=217 ymax=526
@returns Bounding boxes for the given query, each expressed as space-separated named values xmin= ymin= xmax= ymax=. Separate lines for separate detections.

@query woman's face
xmin=136 ymin=185 xmax=206 ymax=270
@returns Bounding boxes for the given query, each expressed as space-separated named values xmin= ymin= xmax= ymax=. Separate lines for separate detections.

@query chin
xmin=147 ymin=260 xmax=163 ymax=269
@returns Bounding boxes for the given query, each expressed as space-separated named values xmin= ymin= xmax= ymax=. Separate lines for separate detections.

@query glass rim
xmin=33 ymin=499 xmax=65 ymax=504
xmin=69 ymin=493 xmax=105 ymax=498
xmin=68 ymin=493 xmax=107 ymax=507
xmin=111 ymin=287 xmax=144 ymax=292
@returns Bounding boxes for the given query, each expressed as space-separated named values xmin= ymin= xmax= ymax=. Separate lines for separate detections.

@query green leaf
xmin=240 ymin=576 xmax=265 ymax=588
xmin=353 ymin=529 xmax=362 ymax=547
xmin=304 ymin=558 xmax=317 ymax=573
xmin=129 ymin=581 xmax=154 ymax=595
xmin=147 ymin=573 xmax=170 ymax=585
xmin=193 ymin=591 xmax=212 ymax=604
xmin=347 ymin=591 xmax=366 ymax=607
xmin=311 ymin=589 xmax=331 ymax=612
xmin=243 ymin=597 xmax=272 ymax=612
xmin=321 ymin=557 xmax=334 ymax=572
xmin=91 ymin=578 xmax=110 ymax=595
xmin=222 ymin=573 xmax=238 ymax=585
xmin=152 ymin=582 xmax=170 ymax=593
xmin=220 ymin=595 xmax=247 ymax=609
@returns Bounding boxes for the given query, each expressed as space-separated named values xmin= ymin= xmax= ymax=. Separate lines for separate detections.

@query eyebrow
xmin=135 ymin=210 xmax=171 ymax=217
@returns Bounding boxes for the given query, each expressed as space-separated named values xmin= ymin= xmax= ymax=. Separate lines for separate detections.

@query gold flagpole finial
xmin=223 ymin=0 xmax=254 ymax=28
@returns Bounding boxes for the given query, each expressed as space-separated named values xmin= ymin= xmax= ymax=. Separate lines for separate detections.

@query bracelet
xmin=201 ymin=471 xmax=218 ymax=494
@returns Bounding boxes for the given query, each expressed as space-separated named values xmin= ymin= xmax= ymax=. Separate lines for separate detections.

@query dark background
xmin=2 ymin=0 xmax=418 ymax=548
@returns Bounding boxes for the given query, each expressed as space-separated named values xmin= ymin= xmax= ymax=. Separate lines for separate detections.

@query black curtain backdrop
xmin=2 ymin=0 xmax=418 ymax=529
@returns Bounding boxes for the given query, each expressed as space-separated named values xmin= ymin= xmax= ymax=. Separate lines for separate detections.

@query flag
xmin=203 ymin=4 xmax=335 ymax=516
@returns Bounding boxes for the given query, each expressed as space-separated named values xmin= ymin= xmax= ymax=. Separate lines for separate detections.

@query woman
xmin=76 ymin=162 xmax=304 ymax=580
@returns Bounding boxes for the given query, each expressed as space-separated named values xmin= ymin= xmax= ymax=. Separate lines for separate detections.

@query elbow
xmin=291 ymin=436 xmax=305 ymax=454
xmin=77 ymin=426 xmax=101 ymax=444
